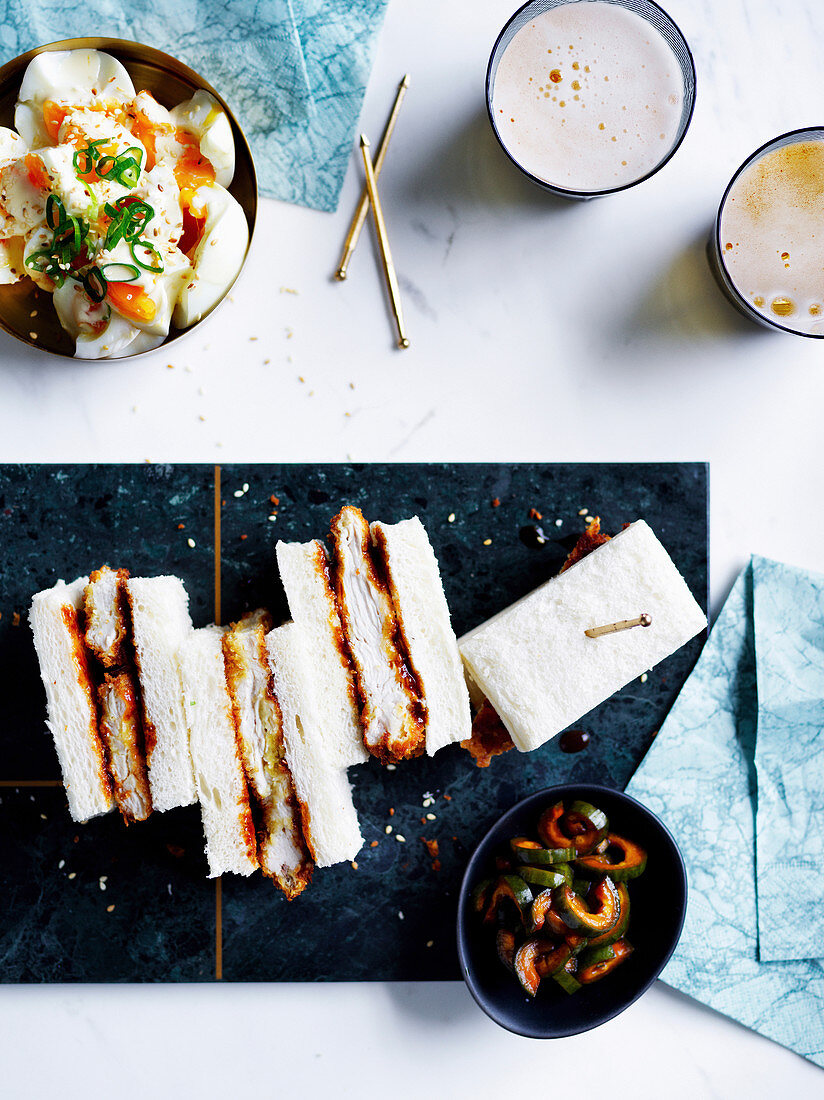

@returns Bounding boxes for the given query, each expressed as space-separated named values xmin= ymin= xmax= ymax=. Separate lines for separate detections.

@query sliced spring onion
xmin=96 ymin=155 xmax=117 ymax=179
xmin=129 ymin=239 xmax=163 ymax=274
xmin=101 ymin=262 xmax=140 ymax=283
xmin=82 ymin=266 xmax=108 ymax=303
xmin=45 ymin=193 xmax=66 ymax=231
xmin=111 ymin=156 xmax=140 ymax=188
xmin=73 ymin=148 xmax=94 ymax=176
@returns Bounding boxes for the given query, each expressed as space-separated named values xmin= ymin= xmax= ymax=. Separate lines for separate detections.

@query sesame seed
xmin=29 ymin=331 xmax=37 ymax=339
xmin=640 ymin=672 xmax=648 ymax=683
xmin=385 ymin=825 xmax=393 ymax=834
xmin=398 ymin=911 xmax=404 ymax=920
xmin=555 ymin=518 xmax=563 ymax=526
xmin=351 ymin=861 xmax=358 ymax=870
xmin=396 ymin=834 xmax=406 ymax=843
xmin=58 ymin=859 xmax=65 ymax=869
xmin=40 ymin=813 xmax=47 ymax=820
xmin=106 ymin=904 xmax=115 ymax=913
xmin=426 ymin=940 xmax=434 ymax=948
xmin=100 ymin=882 xmax=107 ymax=891
xmin=426 ymin=813 xmax=436 ymax=821
xmin=483 ymin=538 xmax=492 ymax=546
xmin=233 ymin=489 xmax=244 ymax=498
xmin=242 ymin=483 xmax=249 ymax=492
xmin=447 ymin=513 xmax=455 ymax=523
xmin=386 ymin=763 xmax=396 ymax=771
xmin=187 ymin=538 xmax=196 ymax=548
xmin=268 ymin=515 xmax=277 ymax=522
xmin=585 ymin=515 xmax=595 ymax=524
xmin=68 ymin=872 xmax=76 ymax=880
xmin=578 ymin=507 xmax=588 ymax=515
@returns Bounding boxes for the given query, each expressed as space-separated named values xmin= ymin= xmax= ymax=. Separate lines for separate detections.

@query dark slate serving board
xmin=0 ymin=462 xmax=708 ymax=983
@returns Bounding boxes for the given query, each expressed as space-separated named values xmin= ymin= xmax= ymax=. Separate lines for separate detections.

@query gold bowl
xmin=0 ymin=37 xmax=258 ymax=360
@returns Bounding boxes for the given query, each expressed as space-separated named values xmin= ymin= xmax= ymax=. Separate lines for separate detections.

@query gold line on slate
xmin=214 ymin=464 xmax=222 ymax=628
xmin=213 ymin=463 xmax=223 ymax=980
xmin=0 ymin=780 xmax=62 ymax=787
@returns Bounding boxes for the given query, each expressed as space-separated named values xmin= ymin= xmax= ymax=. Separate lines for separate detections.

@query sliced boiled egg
xmin=170 ymin=90 xmax=235 ymax=188
xmin=0 ymin=127 xmax=27 ymax=167
xmin=0 ymin=236 xmax=25 ymax=284
xmin=100 ymin=236 xmax=192 ymax=336
xmin=52 ymin=279 xmax=164 ymax=358
xmin=0 ymin=157 xmax=48 ymax=236
xmin=15 ymin=49 xmax=135 ymax=148
xmin=172 ymin=183 xmax=248 ymax=328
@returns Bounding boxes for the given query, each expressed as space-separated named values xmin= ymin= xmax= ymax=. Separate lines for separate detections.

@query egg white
xmin=100 ymin=236 xmax=192 ymax=337
xmin=0 ymin=236 xmax=25 ymax=283
xmin=0 ymin=127 xmax=27 ymax=167
xmin=0 ymin=159 xmax=47 ymax=236
xmin=170 ymin=90 xmax=235 ymax=187
xmin=15 ymin=50 xmax=135 ymax=148
xmin=172 ymin=183 xmax=248 ymax=328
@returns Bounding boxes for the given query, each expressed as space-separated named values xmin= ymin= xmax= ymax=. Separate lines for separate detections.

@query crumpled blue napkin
xmin=626 ymin=557 xmax=824 ymax=1069
xmin=753 ymin=557 xmax=824 ymax=963
xmin=0 ymin=0 xmax=388 ymax=211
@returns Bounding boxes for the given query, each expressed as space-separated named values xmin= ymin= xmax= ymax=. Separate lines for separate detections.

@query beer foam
xmin=720 ymin=139 xmax=824 ymax=335
xmin=491 ymin=1 xmax=684 ymax=192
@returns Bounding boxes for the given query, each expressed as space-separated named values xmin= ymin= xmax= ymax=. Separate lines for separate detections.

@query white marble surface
xmin=2 ymin=0 xmax=824 ymax=1094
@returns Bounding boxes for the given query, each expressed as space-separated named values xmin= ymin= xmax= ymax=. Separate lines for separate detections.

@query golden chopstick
xmin=360 ymin=134 xmax=410 ymax=349
xmin=336 ymin=75 xmax=410 ymax=281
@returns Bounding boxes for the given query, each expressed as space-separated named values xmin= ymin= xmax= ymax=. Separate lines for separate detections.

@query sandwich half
xmin=179 ymin=625 xmax=258 ymax=877
xmin=459 ymin=519 xmax=707 ymax=753
xmin=84 ymin=566 xmax=152 ymax=823
xmin=275 ymin=538 xmax=368 ymax=768
xmin=265 ymin=622 xmax=363 ymax=868
xmin=371 ymin=515 xmax=472 ymax=756
xmin=330 ymin=506 xmax=427 ymax=762
xmin=223 ymin=610 xmax=313 ymax=897
xmin=126 ymin=575 xmax=197 ymax=812
xmin=29 ymin=576 xmax=114 ymax=822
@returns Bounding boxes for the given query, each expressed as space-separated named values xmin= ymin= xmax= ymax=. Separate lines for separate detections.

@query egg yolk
xmin=173 ymin=131 xmax=216 ymax=209
xmin=25 ymin=153 xmax=50 ymax=191
xmin=107 ymin=281 xmax=157 ymax=323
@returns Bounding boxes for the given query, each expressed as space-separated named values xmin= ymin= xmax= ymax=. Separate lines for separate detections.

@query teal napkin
xmin=626 ymin=558 xmax=824 ymax=1069
xmin=0 ymin=0 xmax=388 ymax=211
xmin=753 ymin=557 xmax=824 ymax=962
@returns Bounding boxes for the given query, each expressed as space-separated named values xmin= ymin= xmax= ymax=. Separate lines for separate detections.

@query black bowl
xmin=456 ymin=784 xmax=687 ymax=1038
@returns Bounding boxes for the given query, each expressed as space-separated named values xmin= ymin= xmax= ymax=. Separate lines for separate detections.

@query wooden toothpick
xmin=585 ymin=613 xmax=652 ymax=638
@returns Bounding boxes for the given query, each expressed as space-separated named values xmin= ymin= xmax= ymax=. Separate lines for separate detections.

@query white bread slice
xmin=372 ymin=515 xmax=472 ymax=756
xmin=223 ymin=611 xmax=312 ymax=897
xmin=179 ymin=625 xmax=258 ymax=878
xmin=459 ymin=520 xmax=707 ymax=752
xmin=276 ymin=539 xmax=368 ymax=768
xmin=265 ymin=623 xmax=363 ymax=868
xmin=29 ymin=577 xmax=114 ymax=822
xmin=125 ymin=576 xmax=196 ymax=811
xmin=330 ymin=506 xmax=425 ymax=762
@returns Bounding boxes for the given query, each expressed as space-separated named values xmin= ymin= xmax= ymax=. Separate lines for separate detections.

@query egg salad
xmin=0 ymin=48 xmax=249 ymax=358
